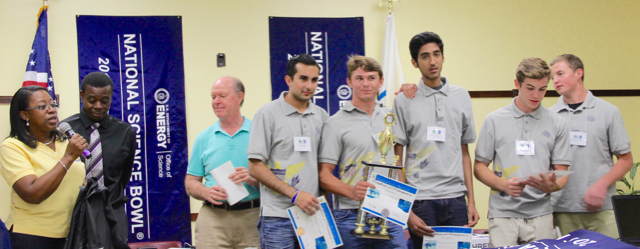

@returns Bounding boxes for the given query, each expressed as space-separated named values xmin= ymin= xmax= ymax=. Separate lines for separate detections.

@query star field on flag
xmin=23 ymin=6 xmax=56 ymax=102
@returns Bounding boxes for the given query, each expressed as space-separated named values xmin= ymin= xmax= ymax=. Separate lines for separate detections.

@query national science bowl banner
xmin=269 ymin=17 xmax=365 ymax=115
xmin=76 ymin=16 xmax=190 ymax=244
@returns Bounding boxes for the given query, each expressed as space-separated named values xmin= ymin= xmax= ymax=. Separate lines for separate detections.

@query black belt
xmin=204 ymin=199 xmax=260 ymax=211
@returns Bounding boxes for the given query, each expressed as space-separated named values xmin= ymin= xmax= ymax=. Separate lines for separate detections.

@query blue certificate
xmin=361 ymin=172 xmax=418 ymax=227
xmin=287 ymin=196 xmax=343 ymax=249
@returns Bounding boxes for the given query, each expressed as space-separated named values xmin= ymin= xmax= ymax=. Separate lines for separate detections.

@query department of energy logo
xmin=155 ymin=88 xmax=170 ymax=104
xmin=337 ymin=85 xmax=352 ymax=100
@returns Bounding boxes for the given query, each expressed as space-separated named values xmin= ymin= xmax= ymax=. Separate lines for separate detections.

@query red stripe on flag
xmin=22 ymin=81 xmax=48 ymax=88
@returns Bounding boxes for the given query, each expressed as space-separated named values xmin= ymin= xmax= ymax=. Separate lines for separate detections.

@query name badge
xmin=427 ymin=127 xmax=446 ymax=142
xmin=570 ymin=131 xmax=587 ymax=146
xmin=294 ymin=136 xmax=311 ymax=152
xmin=515 ymin=140 xmax=535 ymax=155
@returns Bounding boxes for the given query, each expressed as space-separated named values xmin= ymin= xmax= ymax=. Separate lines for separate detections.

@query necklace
xmin=42 ymin=138 xmax=54 ymax=145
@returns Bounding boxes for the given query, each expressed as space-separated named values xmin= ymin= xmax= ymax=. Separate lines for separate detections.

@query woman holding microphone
xmin=0 ymin=86 xmax=88 ymax=249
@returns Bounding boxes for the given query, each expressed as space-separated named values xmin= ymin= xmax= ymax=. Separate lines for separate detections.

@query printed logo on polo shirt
xmin=419 ymin=159 xmax=430 ymax=169
xmin=406 ymin=152 xmax=417 ymax=167
xmin=451 ymin=107 xmax=460 ymax=114
xmin=267 ymin=161 xmax=306 ymax=194
xmin=542 ymin=130 xmax=550 ymax=138
xmin=587 ymin=115 xmax=595 ymax=122
xmin=405 ymin=146 xmax=436 ymax=180
xmin=343 ymin=163 xmax=356 ymax=178
xmin=340 ymin=152 xmax=375 ymax=186
xmin=491 ymin=163 xmax=520 ymax=197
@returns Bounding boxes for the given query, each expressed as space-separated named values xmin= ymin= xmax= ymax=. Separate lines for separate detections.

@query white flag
xmin=379 ymin=13 xmax=405 ymax=107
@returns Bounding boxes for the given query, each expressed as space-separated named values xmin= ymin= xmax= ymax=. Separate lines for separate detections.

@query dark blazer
xmin=64 ymin=179 xmax=128 ymax=249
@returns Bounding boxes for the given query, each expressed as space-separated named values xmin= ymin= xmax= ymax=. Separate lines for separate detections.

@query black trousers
xmin=9 ymin=226 xmax=65 ymax=249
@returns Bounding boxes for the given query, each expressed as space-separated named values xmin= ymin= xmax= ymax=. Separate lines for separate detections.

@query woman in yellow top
xmin=0 ymin=86 xmax=88 ymax=249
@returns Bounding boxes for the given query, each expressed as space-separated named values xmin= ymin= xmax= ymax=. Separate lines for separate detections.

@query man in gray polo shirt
xmin=319 ymin=55 xmax=406 ymax=248
xmin=392 ymin=31 xmax=478 ymax=248
xmin=549 ymin=54 xmax=633 ymax=238
xmin=248 ymin=54 xmax=329 ymax=249
xmin=474 ymin=57 xmax=572 ymax=247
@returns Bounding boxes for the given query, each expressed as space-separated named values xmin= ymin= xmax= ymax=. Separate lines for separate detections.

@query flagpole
xmin=379 ymin=0 xmax=405 ymax=107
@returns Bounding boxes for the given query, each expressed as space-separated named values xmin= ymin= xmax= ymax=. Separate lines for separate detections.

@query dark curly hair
xmin=9 ymin=86 xmax=64 ymax=148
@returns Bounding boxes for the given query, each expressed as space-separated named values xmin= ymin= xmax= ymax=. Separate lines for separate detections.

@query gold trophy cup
xmin=352 ymin=113 xmax=403 ymax=240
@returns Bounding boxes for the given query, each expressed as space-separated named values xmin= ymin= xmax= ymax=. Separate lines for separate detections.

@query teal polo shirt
xmin=187 ymin=116 xmax=260 ymax=202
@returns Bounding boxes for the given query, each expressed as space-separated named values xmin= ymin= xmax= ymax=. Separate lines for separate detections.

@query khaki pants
xmin=488 ymin=214 xmax=554 ymax=247
xmin=195 ymin=204 xmax=260 ymax=249
xmin=553 ymin=210 xmax=619 ymax=239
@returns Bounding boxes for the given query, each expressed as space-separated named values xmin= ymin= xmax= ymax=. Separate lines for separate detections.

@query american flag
xmin=23 ymin=6 xmax=56 ymax=102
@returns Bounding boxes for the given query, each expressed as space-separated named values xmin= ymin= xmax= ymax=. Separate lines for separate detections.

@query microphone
xmin=58 ymin=122 xmax=92 ymax=159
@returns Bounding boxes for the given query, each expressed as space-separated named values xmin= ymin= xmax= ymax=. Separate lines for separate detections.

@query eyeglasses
xmin=24 ymin=103 xmax=59 ymax=111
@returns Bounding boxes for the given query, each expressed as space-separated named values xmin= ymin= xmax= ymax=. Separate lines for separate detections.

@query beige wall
xmin=1 ymin=0 xmax=639 ymax=231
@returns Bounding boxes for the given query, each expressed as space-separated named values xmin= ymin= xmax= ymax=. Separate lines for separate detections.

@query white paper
xmin=471 ymin=234 xmax=490 ymax=248
xmin=361 ymin=172 xmax=418 ymax=227
xmin=423 ymin=226 xmax=472 ymax=249
xmin=513 ymin=170 xmax=574 ymax=182
xmin=210 ymin=161 xmax=250 ymax=205
xmin=287 ymin=196 xmax=343 ymax=249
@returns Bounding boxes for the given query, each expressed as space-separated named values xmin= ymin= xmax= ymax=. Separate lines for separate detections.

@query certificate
xmin=513 ymin=170 xmax=574 ymax=182
xmin=361 ymin=172 xmax=418 ymax=227
xmin=287 ymin=196 xmax=343 ymax=249
xmin=423 ymin=226 xmax=473 ymax=249
xmin=210 ymin=161 xmax=249 ymax=205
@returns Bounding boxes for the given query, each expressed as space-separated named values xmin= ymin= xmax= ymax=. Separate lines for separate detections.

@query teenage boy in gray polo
xmin=474 ymin=57 xmax=572 ymax=247
xmin=319 ymin=55 xmax=406 ymax=249
xmin=549 ymin=54 xmax=633 ymax=238
xmin=392 ymin=31 xmax=478 ymax=248
xmin=248 ymin=54 xmax=329 ymax=249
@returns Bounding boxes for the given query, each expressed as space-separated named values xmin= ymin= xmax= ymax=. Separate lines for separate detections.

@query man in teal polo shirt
xmin=185 ymin=76 xmax=260 ymax=248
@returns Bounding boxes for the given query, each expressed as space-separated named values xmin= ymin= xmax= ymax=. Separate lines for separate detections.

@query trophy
xmin=351 ymin=113 xmax=403 ymax=240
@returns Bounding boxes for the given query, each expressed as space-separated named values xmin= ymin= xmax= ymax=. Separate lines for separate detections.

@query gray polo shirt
xmin=475 ymin=98 xmax=571 ymax=219
xmin=550 ymin=91 xmax=631 ymax=212
xmin=392 ymin=77 xmax=476 ymax=200
xmin=247 ymin=91 xmax=329 ymax=218
xmin=318 ymin=101 xmax=397 ymax=210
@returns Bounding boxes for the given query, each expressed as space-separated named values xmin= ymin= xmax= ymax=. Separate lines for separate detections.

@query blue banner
xmin=76 ymin=16 xmax=190 ymax=244
xmin=489 ymin=229 xmax=636 ymax=249
xmin=269 ymin=17 xmax=364 ymax=115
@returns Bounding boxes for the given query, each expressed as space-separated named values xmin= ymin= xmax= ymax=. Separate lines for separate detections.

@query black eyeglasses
xmin=24 ymin=103 xmax=59 ymax=111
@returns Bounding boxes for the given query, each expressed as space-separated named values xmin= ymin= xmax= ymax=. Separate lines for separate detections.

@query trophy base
xmin=350 ymin=230 xmax=393 ymax=240
xmin=361 ymin=161 xmax=403 ymax=170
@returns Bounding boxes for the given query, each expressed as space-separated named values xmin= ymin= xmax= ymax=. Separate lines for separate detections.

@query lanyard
xmin=354 ymin=109 xmax=376 ymax=134
xmin=286 ymin=117 xmax=299 ymax=136
xmin=422 ymin=93 xmax=437 ymax=127
xmin=568 ymin=107 xmax=588 ymax=132
xmin=421 ymin=82 xmax=446 ymax=127
xmin=512 ymin=114 xmax=539 ymax=140
xmin=282 ymin=108 xmax=303 ymax=137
